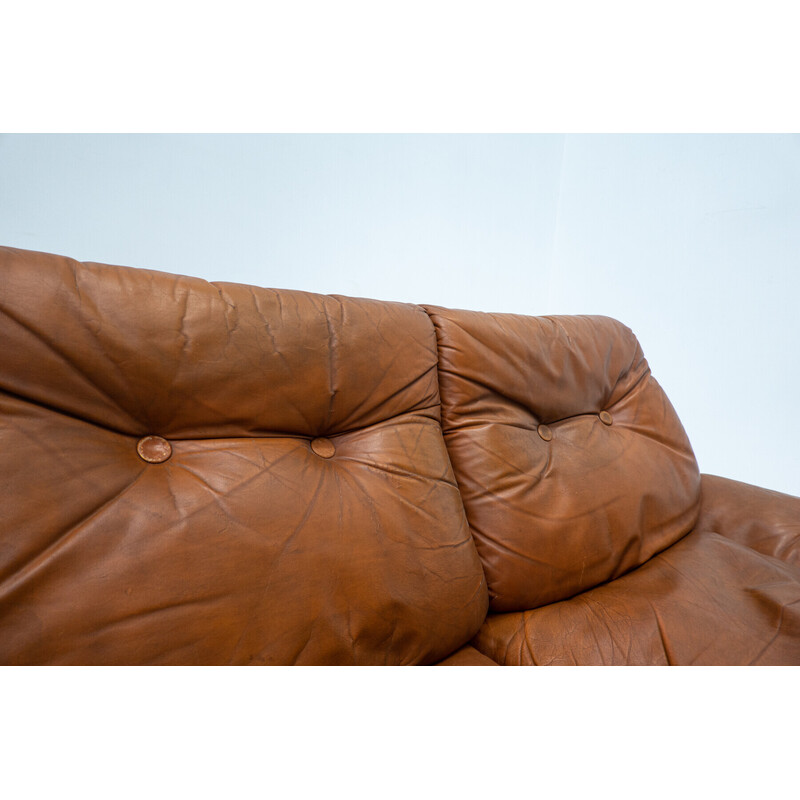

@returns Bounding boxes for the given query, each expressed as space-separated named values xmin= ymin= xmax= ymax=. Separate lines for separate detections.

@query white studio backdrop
xmin=1 ymin=133 xmax=797 ymax=495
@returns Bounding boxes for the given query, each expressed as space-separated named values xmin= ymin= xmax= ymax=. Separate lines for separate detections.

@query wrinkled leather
xmin=434 ymin=645 xmax=497 ymax=666
xmin=426 ymin=307 xmax=702 ymax=612
xmin=0 ymin=247 xmax=488 ymax=665
xmin=2 ymin=246 xmax=798 ymax=666
xmin=472 ymin=529 xmax=800 ymax=665
xmin=698 ymin=474 xmax=800 ymax=567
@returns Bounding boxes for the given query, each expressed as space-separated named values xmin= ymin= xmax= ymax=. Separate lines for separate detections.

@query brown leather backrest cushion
xmin=426 ymin=307 xmax=701 ymax=611
xmin=0 ymin=247 xmax=487 ymax=664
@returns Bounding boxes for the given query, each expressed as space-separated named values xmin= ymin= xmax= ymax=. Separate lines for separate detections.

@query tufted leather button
xmin=599 ymin=411 xmax=613 ymax=426
xmin=310 ymin=437 xmax=336 ymax=458
xmin=537 ymin=424 xmax=552 ymax=442
xmin=136 ymin=435 xmax=172 ymax=463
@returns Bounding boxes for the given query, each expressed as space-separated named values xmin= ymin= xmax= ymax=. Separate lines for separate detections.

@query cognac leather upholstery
xmin=472 ymin=530 xmax=800 ymax=665
xmin=429 ymin=307 xmax=800 ymax=665
xmin=434 ymin=645 xmax=498 ymax=666
xmin=2 ymin=246 xmax=798 ymax=665
xmin=0 ymin=247 xmax=487 ymax=665
xmin=426 ymin=307 xmax=701 ymax=611
xmin=697 ymin=474 xmax=800 ymax=567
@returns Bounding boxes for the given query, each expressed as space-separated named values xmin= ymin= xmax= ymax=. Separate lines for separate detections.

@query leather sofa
xmin=2 ymin=245 xmax=798 ymax=665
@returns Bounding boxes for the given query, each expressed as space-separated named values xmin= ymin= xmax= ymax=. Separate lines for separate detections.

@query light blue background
xmin=1 ymin=134 xmax=798 ymax=494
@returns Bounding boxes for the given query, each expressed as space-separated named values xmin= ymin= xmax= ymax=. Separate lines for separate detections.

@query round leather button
xmin=599 ymin=411 xmax=613 ymax=426
xmin=537 ymin=424 xmax=552 ymax=442
xmin=137 ymin=435 xmax=172 ymax=463
xmin=310 ymin=437 xmax=336 ymax=458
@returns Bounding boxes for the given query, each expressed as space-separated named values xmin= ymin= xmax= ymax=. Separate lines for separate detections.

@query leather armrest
xmin=696 ymin=474 xmax=800 ymax=567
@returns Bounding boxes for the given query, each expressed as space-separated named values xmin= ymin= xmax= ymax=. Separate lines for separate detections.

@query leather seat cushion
xmin=472 ymin=529 xmax=800 ymax=665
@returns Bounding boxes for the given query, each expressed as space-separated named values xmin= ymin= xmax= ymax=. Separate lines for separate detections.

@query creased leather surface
xmin=426 ymin=307 xmax=702 ymax=612
xmin=434 ymin=644 xmax=497 ymax=666
xmin=0 ymin=247 xmax=488 ymax=665
xmin=698 ymin=474 xmax=800 ymax=567
xmin=472 ymin=529 xmax=800 ymax=665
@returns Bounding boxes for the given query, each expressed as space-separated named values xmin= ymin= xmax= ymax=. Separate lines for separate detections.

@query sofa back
xmin=0 ymin=248 xmax=487 ymax=664
xmin=426 ymin=307 xmax=702 ymax=611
